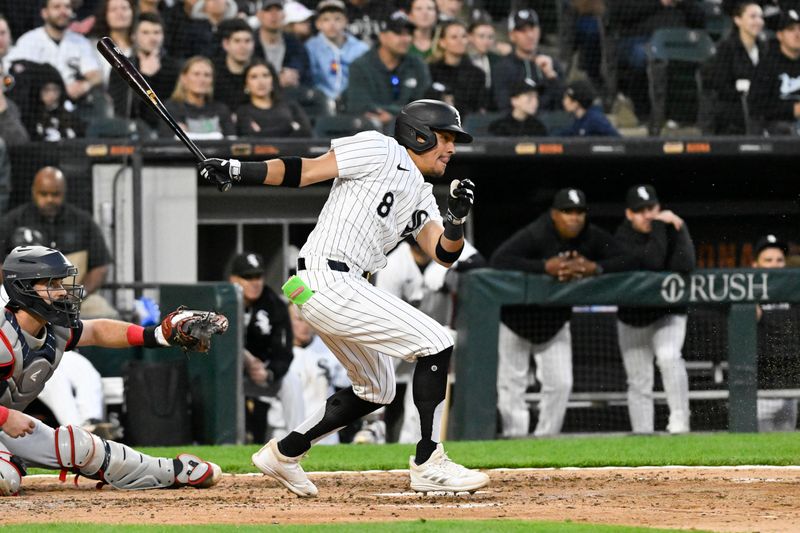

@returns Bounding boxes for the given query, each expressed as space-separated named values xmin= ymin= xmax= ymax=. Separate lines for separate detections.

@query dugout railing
xmin=449 ymin=269 xmax=800 ymax=440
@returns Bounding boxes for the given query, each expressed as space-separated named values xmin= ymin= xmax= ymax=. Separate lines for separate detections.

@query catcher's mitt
xmin=160 ymin=306 xmax=229 ymax=352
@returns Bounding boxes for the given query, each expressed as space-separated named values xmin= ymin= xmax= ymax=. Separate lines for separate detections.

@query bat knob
xmin=219 ymin=181 xmax=232 ymax=193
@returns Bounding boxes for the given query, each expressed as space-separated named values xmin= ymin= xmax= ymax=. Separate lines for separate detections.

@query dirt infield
xmin=6 ymin=467 xmax=800 ymax=531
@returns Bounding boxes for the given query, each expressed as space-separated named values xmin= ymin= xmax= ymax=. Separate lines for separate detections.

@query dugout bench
xmin=449 ymin=269 xmax=800 ymax=440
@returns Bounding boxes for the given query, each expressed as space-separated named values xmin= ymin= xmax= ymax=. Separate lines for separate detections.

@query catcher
xmin=0 ymin=245 xmax=228 ymax=496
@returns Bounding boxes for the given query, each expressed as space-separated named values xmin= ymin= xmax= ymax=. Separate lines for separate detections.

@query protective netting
xmin=497 ymin=303 xmax=800 ymax=435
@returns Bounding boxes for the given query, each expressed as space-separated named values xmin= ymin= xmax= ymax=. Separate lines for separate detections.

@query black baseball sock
xmin=413 ymin=346 xmax=452 ymax=465
xmin=278 ymin=387 xmax=383 ymax=458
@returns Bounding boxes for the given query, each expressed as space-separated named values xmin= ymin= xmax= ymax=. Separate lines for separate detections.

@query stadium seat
xmin=702 ymin=1 xmax=733 ymax=42
xmin=86 ymin=117 xmax=154 ymax=140
xmin=646 ymin=28 xmax=716 ymax=136
xmin=463 ymin=112 xmax=503 ymax=137
xmin=537 ymin=110 xmax=574 ymax=136
xmin=313 ymin=114 xmax=371 ymax=139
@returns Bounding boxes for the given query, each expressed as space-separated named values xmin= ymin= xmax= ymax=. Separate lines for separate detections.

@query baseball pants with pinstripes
xmin=295 ymin=260 xmax=454 ymax=405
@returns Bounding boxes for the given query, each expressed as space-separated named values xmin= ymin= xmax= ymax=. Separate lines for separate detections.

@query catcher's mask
xmin=3 ymin=246 xmax=85 ymax=328
xmin=394 ymin=99 xmax=473 ymax=153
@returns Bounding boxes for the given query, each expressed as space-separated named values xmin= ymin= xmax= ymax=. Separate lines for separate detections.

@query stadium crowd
xmin=2 ymin=0 xmax=800 ymax=145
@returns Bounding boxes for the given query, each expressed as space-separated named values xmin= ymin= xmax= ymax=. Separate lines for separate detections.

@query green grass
xmin=28 ymin=432 xmax=799 ymax=475
xmin=1 ymin=521 xmax=712 ymax=532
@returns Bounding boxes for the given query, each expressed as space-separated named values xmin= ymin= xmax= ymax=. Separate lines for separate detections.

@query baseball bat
xmin=96 ymin=37 xmax=230 ymax=192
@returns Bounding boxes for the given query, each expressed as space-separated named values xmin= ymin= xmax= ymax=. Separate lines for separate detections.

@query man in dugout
xmin=615 ymin=184 xmax=695 ymax=434
xmin=490 ymin=188 xmax=632 ymax=437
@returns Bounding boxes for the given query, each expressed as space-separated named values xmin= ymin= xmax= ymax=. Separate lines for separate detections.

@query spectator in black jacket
xmin=213 ymin=18 xmax=256 ymax=113
xmin=492 ymin=8 xmax=566 ymax=112
xmin=228 ymin=252 xmax=304 ymax=444
xmin=488 ymin=77 xmax=547 ymax=136
xmin=467 ymin=17 xmax=503 ymax=108
xmin=704 ymin=2 xmax=766 ymax=134
xmin=235 ymin=59 xmax=312 ymax=137
xmin=254 ymin=0 xmax=312 ymax=91
xmin=162 ymin=55 xmax=235 ymax=138
xmin=615 ymin=184 xmax=695 ymax=435
xmin=748 ymin=8 xmax=800 ymax=134
xmin=426 ymin=20 xmax=489 ymax=115
xmin=490 ymin=188 xmax=632 ymax=438
xmin=109 ymin=12 xmax=179 ymax=133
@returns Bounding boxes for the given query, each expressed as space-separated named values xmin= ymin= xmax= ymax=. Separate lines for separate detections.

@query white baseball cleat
xmin=252 ymin=439 xmax=318 ymax=498
xmin=174 ymin=453 xmax=222 ymax=489
xmin=409 ymin=443 xmax=489 ymax=494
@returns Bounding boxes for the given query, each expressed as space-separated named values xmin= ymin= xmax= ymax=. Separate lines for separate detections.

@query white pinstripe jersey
xmin=299 ymin=131 xmax=442 ymax=274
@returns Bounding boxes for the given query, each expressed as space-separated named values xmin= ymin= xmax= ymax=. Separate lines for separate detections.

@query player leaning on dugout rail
xmin=200 ymin=99 xmax=489 ymax=497
xmin=0 ymin=246 xmax=228 ymax=496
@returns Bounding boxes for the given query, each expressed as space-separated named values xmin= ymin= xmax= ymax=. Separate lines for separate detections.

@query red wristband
xmin=0 ymin=406 xmax=9 ymax=427
xmin=126 ymin=324 xmax=145 ymax=346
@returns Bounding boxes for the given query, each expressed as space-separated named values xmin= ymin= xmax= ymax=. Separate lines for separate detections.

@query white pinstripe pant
xmin=295 ymin=262 xmax=453 ymax=405
xmin=497 ymin=322 xmax=573 ymax=437
xmin=617 ymin=314 xmax=690 ymax=434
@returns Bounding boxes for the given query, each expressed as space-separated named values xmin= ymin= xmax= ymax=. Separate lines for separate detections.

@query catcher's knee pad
xmin=0 ymin=452 xmax=23 ymax=496
xmin=55 ymin=425 xmax=174 ymax=490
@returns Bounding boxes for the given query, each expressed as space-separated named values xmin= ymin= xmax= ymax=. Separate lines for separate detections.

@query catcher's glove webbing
xmin=160 ymin=306 xmax=229 ymax=352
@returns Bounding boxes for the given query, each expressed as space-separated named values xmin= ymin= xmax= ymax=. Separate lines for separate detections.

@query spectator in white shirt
xmin=6 ymin=0 xmax=102 ymax=102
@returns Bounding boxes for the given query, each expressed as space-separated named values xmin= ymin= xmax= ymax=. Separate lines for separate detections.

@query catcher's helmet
xmin=394 ymin=99 xmax=473 ymax=153
xmin=3 ymin=246 xmax=84 ymax=328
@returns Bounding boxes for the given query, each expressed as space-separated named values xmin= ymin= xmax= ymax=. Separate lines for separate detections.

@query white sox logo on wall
xmin=661 ymin=273 xmax=770 ymax=303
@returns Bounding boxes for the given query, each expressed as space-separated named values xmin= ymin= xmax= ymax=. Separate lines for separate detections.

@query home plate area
xmin=6 ymin=467 xmax=800 ymax=531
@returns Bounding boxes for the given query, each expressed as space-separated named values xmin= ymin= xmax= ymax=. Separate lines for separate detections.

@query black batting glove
xmin=199 ymin=158 xmax=241 ymax=192
xmin=446 ymin=179 xmax=475 ymax=225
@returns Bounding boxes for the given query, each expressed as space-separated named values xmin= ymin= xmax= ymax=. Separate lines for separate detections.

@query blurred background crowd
xmin=3 ymin=0 xmax=800 ymax=147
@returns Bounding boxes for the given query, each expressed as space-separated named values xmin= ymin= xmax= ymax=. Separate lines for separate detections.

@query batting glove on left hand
xmin=446 ymin=179 xmax=475 ymax=225
xmin=199 ymin=158 xmax=241 ymax=192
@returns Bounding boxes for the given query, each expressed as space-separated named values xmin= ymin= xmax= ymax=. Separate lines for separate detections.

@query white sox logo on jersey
xmin=254 ymin=310 xmax=272 ymax=335
xmin=401 ymin=210 xmax=429 ymax=238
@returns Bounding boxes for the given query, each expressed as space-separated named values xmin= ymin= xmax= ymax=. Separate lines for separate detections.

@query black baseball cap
xmin=231 ymin=252 xmax=266 ymax=277
xmin=509 ymin=9 xmax=539 ymax=31
xmin=626 ymin=184 xmax=660 ymax=211
xmin=778 ymin=8 xmax=800 ymax=31
xmin=754 ymin=234 xmax=788 ymax=257
xmin=380 ymin=11 xmax=415 ymax=34
xmin=510 ymin=77 xmax=541 ymax=97
xmin=565 ymin=79 xmax=597 ymax=109
xmin=258 ymin=0 xmax=284 ymax=10
xmin=552 ymin=188 xmax=587 ymax=211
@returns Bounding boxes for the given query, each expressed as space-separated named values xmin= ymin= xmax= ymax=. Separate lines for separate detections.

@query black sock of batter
xmin=278 ymin=387 xmax=383 ymax=458
xmin=413 ymin=346 xmax=452 ymax=465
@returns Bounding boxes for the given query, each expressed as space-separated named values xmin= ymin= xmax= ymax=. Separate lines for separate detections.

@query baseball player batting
xmin=201 ymin=99 xmax=489 ymax=496
xmin=0 ymin=246 xmax=227 ymax=496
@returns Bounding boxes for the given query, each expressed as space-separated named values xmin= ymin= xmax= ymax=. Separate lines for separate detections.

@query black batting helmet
xmin=394 ymin=99 xmax=473 ymax=153
xmin=2 ymin=246 xmax=84 ymax=328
